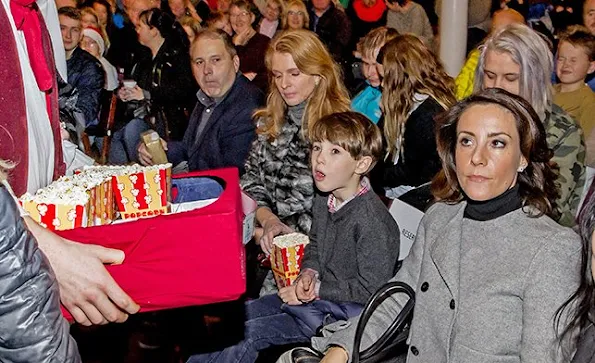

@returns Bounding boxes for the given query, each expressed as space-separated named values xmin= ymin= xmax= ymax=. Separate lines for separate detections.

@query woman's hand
xmin=278 ymin=285 xmax=302 ymax=305
xmin=233 ymin=27 xmax=256 ymax=46
xmin=259 ymin=214 xmax=293 ymax=255
xmin=118 ymin=85 xmax=145 ymax=102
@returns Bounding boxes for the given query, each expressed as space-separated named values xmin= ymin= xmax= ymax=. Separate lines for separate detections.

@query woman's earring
xmin=315 ymin=77 xmax=320 ymax=86
xmin=518 ymin=166 xmax=526 ymax=173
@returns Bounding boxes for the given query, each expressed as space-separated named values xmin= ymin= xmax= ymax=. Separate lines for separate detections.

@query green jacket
xmin=546 ymin=104 xmax=586 ymax=227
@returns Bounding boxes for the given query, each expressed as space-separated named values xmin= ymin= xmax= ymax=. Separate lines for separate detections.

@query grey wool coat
xmin=313 ymin=201 xmax=581 ymax=363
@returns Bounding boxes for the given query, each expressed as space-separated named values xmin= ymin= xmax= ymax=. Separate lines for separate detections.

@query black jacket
xmin=371 ymin=97 xmax=445 ymax=193
xmin=308 ymin=3 xmax=352 ymax=63
xmin=0 ymin=184 xmax=81 ymax=363
xmin=127 ymin=39 xmax=198 ymax=141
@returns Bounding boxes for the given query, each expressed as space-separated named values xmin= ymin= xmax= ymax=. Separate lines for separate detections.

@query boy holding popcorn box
xmin=187 ymin=112 xmax=400 ymax=363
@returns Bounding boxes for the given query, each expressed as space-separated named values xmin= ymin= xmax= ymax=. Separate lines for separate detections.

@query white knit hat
xmin=82 ymin=27 xmax=105 ymax=56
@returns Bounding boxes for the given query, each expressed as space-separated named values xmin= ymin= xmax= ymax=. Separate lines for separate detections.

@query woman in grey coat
xmin=0 ymin=160 xmax=81 ymax=363
xmin=294 ymin=89 xmax=582 ymax=363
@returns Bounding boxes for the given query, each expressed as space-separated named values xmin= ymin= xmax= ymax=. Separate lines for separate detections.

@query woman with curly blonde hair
xmin=242 ymin=29 xmax=349 ymax=282
xmin=372 ymin=33 xmax=456 ymax=199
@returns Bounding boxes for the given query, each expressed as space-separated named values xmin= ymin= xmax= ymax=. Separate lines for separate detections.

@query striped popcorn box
xmin=270 ymin=233 xmax=310 ymax=288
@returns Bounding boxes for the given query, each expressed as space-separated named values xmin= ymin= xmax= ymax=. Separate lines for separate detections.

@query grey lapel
xmin=429 ymin=202 xmax=466 ymax=299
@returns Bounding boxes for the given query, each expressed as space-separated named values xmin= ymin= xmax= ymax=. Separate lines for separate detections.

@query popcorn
xmin=269 ymin=233 xmax=310 ymax=288
xmin=20 ymin=185 xmax=90 ymax=231
xmin=20 ymin=163 xmax=173 ymax=230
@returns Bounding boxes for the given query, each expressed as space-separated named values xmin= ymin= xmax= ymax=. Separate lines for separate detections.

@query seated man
xmin=59 ymin=7 xmax=104 ymax=128
xmin=308 ymin=0 xmax=351 ymax=65
xmin=138 ymin=29 xmax=264 ymax=174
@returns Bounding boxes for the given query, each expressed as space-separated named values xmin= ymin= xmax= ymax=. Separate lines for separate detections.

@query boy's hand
xmin=296 ymin=269 xmax=317 ymax=303
xmin=278 ymin=285 xmax=302 ymax=305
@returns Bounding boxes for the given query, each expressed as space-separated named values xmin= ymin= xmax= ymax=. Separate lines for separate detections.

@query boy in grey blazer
xmin=187 ymin=111 xmax=400 ymax=363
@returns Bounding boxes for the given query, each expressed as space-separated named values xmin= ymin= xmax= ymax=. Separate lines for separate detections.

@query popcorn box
xmin=111 ymin=163 xmax=172 ymax=220
xmin=270 ymin=233 xmax=310 ymax=288
xmin=20 ymin=188 xmax=90 ymax=231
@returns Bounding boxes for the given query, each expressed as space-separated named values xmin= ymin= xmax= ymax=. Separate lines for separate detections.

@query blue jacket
xmin=66 ymin=47 xmax=104 ymax=126
xmin=168 ymin=75 xmax=264 ymax=174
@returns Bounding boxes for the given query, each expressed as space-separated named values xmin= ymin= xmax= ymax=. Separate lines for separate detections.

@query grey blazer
xmin=313 ymin=201 xmax=581 ymax=363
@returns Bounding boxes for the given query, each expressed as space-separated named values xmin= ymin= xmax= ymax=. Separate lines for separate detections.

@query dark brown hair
xmin=58 ymin=6 xmax=82 ymax=20
xmin=310 ymin=112 xmax=384 ymax=165
xmin=431 ymin=88 xmax=559 ymax=218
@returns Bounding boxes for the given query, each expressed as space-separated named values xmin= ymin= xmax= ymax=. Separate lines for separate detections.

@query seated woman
xmin=241 ymin=29 xmax=351 ymax=293
xmin=350 ymin=26 xmax=398 ymax=124
xmin=229 ymin=0 xmax=270 ymax=91
xmin=560 ymin=179 xmax=595 ymax=362
xmin=281 ymin=0 xmax=309 ymax=31
xmin=112 ymin=8 xmax=197 ymax=164
xmin=257 ymin=0 xmax=284 ymax=38
xmin=474 ymin=23 xmax=586 ymax=227
xmin=81 ymin=27 xmax=118 ymax=91
xmin=371 ymin=34 xmax=456 ymax=198
xmin=288 ymin=88 xmax=581 ymax=363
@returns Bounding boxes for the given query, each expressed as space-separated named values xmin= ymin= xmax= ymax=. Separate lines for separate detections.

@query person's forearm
xmin=256 ymin=206 xmax=277 ymax=227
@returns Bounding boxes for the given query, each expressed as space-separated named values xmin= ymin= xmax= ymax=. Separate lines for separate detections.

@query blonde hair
xmin=381 ymin=34 xmax=456 ymax=158
xmin=281 ymin=0 xmax=309 ymax=29
xmin=0 ymin=159 xmax=14 ymax=183
xmin=255 ymin=29 xmax=351 ymax=140
xmin=179 ymin=15 xmax=201 ymax=35
xmin=80 ymin=6 xmax=110 ymax=51
xmin=356 ymin=26 xmax=398 ymax=60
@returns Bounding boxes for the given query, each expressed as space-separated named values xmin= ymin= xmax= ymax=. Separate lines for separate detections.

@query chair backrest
xmin=388 ymin=198 xmax=424 ymax=262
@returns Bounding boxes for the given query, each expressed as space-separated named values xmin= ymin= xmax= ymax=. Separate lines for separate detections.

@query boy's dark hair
xmin=58 ymin=6 xmax=82 ymax=21
xmin=558 ymin=25 xmax=595 ymax=61
xmin=310 ymin=112 xmax=384 ymax=165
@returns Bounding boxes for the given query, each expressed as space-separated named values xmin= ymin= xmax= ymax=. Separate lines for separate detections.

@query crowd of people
xmin=1 ymin=0 xmax=595 ymax=361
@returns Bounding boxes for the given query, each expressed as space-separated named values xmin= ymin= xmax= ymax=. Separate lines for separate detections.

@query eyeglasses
xmin=287 ymin=10 xmax=305 ymax=16
xmin=229 ymin=11 xmax=251 ymax=19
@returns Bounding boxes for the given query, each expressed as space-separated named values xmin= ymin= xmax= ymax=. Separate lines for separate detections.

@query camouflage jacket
xmin=546 ymin=104 xmax=586 ymax=227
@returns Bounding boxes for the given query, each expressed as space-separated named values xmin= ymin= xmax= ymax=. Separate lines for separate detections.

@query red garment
xmin=352 ymin=0 xmax=386 ymax=22
xmin=57 ymin=168 xmax=247 ymax=321
xmin=0 ymin=1 xmax=65 ymax=196
xmin=10 ymin=0 xmax=52 ymax=91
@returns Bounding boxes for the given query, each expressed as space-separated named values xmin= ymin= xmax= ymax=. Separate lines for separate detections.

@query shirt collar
xmin=328 ymin=176 xmax=371 ymax=213
xmin=195 ymin=73 xmax=239 ymax=108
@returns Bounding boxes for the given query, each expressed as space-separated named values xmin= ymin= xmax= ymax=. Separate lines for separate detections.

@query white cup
xmin=123 ymin=80 xmax=137 ymax=89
